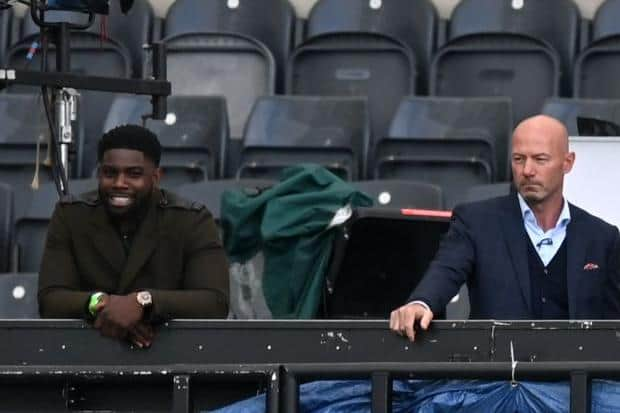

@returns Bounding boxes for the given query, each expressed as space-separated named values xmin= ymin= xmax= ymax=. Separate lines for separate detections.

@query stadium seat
xmin=447 ymin=0 xmax=581 ymax=96
xmin=573 ymin=0 xmax=620 ymax=99
xmin=386 ymin=96 xmax=513 ymax=181
xmin=102 ymin=95 xmax=229 ymax=185
xmin=176 ymin=179 xmax=275 ymax=223
xmin=0 ymin=272 xmax=39 ymax=318
xmin=462 ymin=182 xmax=513 ymax=204
xmin=287 ymin=32 xmax=415 ymax=151
xmin=305 ymin=0 xmax=438 ymax=94
xmin=542 ymin=98 xmax=620 ymax=136
xmin=163 ymin=0 xmax=296 ymax=93
xmin=12 ymin=179 xmax=95 ymax=273
xmin=0 ymin=94 xmax=84 ymax=188
xmin=162 ymin=32 xmax=275 ymax=139
xmin=237 ymin=96 xmax=369 ymax=180
xmin=353 ymin=180 xmax=444 ymax=210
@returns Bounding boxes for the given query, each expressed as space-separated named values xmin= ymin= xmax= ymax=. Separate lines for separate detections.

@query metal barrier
xmin=0 ymin=319 xmax=618 ymax=412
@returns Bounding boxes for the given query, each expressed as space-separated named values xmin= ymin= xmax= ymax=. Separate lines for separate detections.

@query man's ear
xmin=564 ymin=152 xmax=576 ymax=174
xmin=152 ymin=167 xmax=162 ymax=187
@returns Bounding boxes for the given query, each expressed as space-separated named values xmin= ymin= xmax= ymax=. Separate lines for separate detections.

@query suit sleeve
xmin=38 ymin=204 xmax=92 ymax=318
xmin=408 ymin=206 xmax=476 ymax=315
xmin=603 ymin=227 xmax=620 ymax=318
xmin=148 ymin=209 xmax=230 ymax=321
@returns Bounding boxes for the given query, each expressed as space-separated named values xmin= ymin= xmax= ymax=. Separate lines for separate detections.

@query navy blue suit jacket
xmin=410 ymin=194 xmax=620 ymax=319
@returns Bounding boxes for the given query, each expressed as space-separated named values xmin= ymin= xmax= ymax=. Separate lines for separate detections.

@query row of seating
xmin=3 ymin=0 xmax=620 ymax=149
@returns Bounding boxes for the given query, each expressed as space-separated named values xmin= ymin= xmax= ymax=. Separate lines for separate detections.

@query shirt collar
xmin=517 ymin=193 xmax=571 ymax=229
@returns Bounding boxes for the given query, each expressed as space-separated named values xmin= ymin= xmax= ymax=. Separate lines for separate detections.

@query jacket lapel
xmin=500 ymin=194 xmax=533 ymax=314
xmin=117 ymin=194 xmax=161 ymax=293
xmin=565 ymin=206 xmax=587 ymax=318
xmin=89 ymin=204 xmax=126 ymax=275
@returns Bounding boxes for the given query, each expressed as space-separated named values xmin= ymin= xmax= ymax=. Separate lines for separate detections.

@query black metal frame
xmin=0 ymin=320 xmax=619 ymax=412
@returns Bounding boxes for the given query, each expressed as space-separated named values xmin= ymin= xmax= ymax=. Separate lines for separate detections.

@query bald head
xmin=511 ymin=114 xmax=575 ymax=208
xmin=513 ymin=115 xmax=570 ymax=154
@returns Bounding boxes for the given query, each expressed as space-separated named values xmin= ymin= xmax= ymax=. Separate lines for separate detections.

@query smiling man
xmin=38 ymin=125 xmax=229 ymax=347
xmin=390 ymin=115 xmax=620 ymax=341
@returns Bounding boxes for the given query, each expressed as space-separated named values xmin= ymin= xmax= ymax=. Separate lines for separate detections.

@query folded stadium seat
xmin=237 ymin=96 xmax=369 ymax=181
xmin=430 ymin=0 xmax=578 ymax=124
xmin=162 ymin=0 xmax=295 ymax=94
xmin=0 ymin=94 xmax=84 ymax=188
xmin=0 ymin=183 xmax=12 ymax=273
xmin=305 ymin=0 xmax=438 ymax=95
xmin=177 ymin=179 xmax=275 ymax=224
xmin=573 ymin=0 xmax=620 ymax=99
xmin=374 ymin=96 xmax=512 ymax=208
xmin=463 ymin=182 xmax=512 ymax=204
xmin=102 ymin=95 xmax=229 ymax=185
xmin=6 ymin=10 xmax=137 ymax=178
xmin=446 ymin=0 xmax=581 ymax=97
xmin=353 ymin=180 xmax=444 ymax=210
xmin=12 ymin=178 xmax=96 ymax=273
xmin=542 ymin=98 xmax=620 ymax=136
xmin=161 ymin=31 xmax=275 ymax=141
xmin=287 ymin=32 xmax=416 ymax=161
xmin=0 ymin=6 xmax=13 ymax=63
xmin=0 ymin=273 xmax=39 ymax=318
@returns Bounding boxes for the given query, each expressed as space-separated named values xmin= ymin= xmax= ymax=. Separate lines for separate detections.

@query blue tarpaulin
xmin=212 ymin=379 xmax=620 ymax=412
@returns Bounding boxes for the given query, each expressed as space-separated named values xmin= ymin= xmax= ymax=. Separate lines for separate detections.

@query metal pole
xmin=570 ymin=371 xmax=591 ymax=413
xmin=371 ymin=372 xmax=392 ymax=413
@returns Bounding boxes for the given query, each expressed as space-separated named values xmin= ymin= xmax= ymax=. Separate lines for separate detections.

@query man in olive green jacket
xmin=38 ymin=125 xmax=229 ymax=348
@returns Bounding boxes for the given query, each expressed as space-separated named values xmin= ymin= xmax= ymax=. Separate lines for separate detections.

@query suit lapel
xmin=566 ymin=206 xmax=587 ymax=318
xmin=500 ymin=195 xmax=533 ymax=314
xmin=89 ymin=205 xmax=126 ymax=275
xmin=117 ymin=195 xmax=161 ymax=293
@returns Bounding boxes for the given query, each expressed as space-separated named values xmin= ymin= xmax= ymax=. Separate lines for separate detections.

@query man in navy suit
xmin=390 ymin=115 xmax=620 ymax=341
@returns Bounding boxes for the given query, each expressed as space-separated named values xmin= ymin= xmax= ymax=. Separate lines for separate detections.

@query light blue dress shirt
xmin=517 ymin=193 xmax=571 ymax=267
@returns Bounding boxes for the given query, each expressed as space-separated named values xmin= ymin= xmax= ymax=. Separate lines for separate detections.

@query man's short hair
xmin=98 ymin=124 xmax=162 ymax=166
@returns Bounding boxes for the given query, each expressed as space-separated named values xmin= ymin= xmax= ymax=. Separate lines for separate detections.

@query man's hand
xmin=389 ymin=302 xmax=434 ymax=342
xmin=94 ymin=293 xmax=147 ymax=345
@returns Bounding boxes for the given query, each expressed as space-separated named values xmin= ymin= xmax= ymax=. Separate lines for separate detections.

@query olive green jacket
xmin=38 ymin=188 xmax=230 ymax=321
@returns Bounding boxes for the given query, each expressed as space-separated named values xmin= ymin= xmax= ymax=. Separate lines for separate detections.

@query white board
xmin=565 ymin=136 xmax=620 ymax=228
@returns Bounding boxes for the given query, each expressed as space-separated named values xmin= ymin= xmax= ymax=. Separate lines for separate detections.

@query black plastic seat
xmin=177 ymin=179 xmax=275 ymax=223
xmin=574 ymin=0 xmax=620 ymax=99
xmin=0 ymin=94 xmax=84 ymax=188
xmin=102 ymin=95 xmax=229 ymax=185
xmin=0 ymin=6 xmax=13 ymax=62
xmin=463 ymin=182 xmax=512 ymax=204
xmin=384 ymin=96 xmax=513 ymax=181
xmin=163 ymin=0 xmax=295 ymax=93
xmin=12 ymin=179 xmax=95 ymax=273
xmin=0 ymin=183 xmax=12 ymax=273
xmin=353 ymin=180 xmax=443 ymax=210
xmin=447 ymin=0 xmax=581 ymax=96
xmin=0 ymin=273 xmax=39 ymax=318
xmin=305 ymin=0 xmax=438 ymax=94
xmin=287 ymin=32 xmax=415 ymax=151
xmin=237 ymin=96 xmax=369 ymax=181
xmin=430 ymin=33 xmax=560 ymax=125
xmin=542 ymin=98 xmax=620 ymax=136
xmin=162 ymin=32 xmax=275 ymax=139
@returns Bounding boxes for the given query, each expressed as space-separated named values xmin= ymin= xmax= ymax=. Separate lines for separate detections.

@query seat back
xmin=0 ymin=273 xmax=39 ymax=318
xmin=164 ymin=0 xmax=295 ymax=92
xmin=0 ymin=7 xmax=13 ymax=62
xmin=306 ymin=0 xmax=438 ymax=94
xmin=238 ymin=96 xmax=369 ymax=180
xmin=388 ymin=96 xmax=513 ymax=180
xmin=592 ymin=0 xmax=620 ymax=43
xmin=542 ymin=98 xmax=620 ymax=136
xmin=449 ymin=0 xmax=581 ymax=95
xmin=353 ymin=180 xmax=443 ymax=210
xmin=103 ymin=95 xmax=229 ymax=183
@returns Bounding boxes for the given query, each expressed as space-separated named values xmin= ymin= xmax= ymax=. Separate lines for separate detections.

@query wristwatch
xmin=136 ymin=291 xmax=153 ymax=308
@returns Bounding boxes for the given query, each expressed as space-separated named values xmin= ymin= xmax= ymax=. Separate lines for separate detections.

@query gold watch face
xmin=137 ymin=291 xmax=152 ymax=307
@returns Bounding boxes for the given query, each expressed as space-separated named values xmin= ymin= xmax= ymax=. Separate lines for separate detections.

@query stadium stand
xmin=102 ymin=95 xmax=229 ymax=184
xmin=542 ymin=98 xmax=620 ymax=136
xmin=237 ymin=96 xmax=369 ymax=180
xmin=353 ymin=180 xmax=444 ymax=210
xmin=0 ymin=272 xmax=39 ymax=318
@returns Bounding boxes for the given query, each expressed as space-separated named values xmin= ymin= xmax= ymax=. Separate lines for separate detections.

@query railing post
xmin=371 ymin=372 xmax=392 ymax=413
xmin=266 ymin=369 xmax=280 ymax=413
xmin=172 ymin=375 xmax=192 ymax=413
xmin=570 ymin=371 xmax=591 ymax=413
xmin=281 ymin=368 xmax=299 ymax=413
